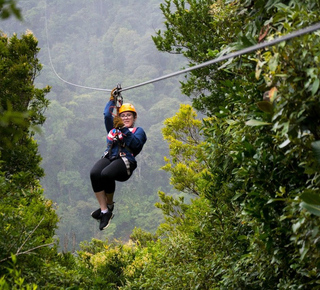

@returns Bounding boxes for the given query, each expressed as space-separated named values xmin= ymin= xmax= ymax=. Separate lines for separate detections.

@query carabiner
xmin=114 ymin=83 xmax=123 ymax=110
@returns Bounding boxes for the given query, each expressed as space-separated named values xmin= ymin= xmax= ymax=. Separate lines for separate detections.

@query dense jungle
xmin=1 ymin=0 xmax=320 ymax=288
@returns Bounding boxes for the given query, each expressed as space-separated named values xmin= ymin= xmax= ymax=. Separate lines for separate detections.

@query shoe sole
xmin=102 ymin=213 xmax=114 ymax=230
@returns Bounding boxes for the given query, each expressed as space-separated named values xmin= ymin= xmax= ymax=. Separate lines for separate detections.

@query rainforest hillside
xmin=1 ymin=0 xmax=320 ymax=288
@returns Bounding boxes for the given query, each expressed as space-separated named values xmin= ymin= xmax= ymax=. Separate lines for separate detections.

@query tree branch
xmin=0 ymin=242 xmax=54 ymax=263
xmin=0 ymin=217 xmax=50 ymax=264
xmin=16 ymin=217 xmax=44 ymax=254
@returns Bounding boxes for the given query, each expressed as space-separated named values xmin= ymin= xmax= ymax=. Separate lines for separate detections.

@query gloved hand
xmin=110 ymin=87 xmax=117 ymax=101
xmin=113 ymin=116 xmax=124 ymax=129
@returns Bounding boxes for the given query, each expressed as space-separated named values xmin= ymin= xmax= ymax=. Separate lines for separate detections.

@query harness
xmin=104 ymin=127 xmax=137 ymax=176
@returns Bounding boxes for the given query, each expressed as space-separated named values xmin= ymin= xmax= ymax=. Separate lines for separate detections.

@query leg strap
xmin=121 ymin=157 xmax=131 ymax=176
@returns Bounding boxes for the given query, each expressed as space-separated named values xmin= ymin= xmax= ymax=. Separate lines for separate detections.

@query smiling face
xmin=119 ymin=111 xmax=136 ymax=128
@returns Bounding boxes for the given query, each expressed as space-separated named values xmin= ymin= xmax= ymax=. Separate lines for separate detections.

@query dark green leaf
xmin=301 ymin=190 xmax=320 ymax=206
xmin=256 ymin=101 xmax=273 ymax=113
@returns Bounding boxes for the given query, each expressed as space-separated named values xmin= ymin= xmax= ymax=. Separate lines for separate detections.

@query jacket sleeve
xmin=104 ymin=100 xmax=115 ymax=132
xmin=120 ymin=126 xmax=147 ymax=156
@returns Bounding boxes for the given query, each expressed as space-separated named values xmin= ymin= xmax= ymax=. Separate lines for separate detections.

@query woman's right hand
xmin=110 ymin=88 xmax=117 ymax=101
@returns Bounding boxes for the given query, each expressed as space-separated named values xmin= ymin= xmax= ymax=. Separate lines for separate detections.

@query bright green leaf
xmin=292 ymin=221 xmax=301 ymax=233
xmin=268 ymin=53 xmax=279 ymax=72
xmin=311 ymin=140 xmax=320 ymax=164
xmin=245 ymin=119 xmax=271 ymax=126
xmin=279 ymin=139 xmax=290 ymax=148
xmin=301 ymin=202 xmax=320 ymax=216
xmin=311 ymin=78 xmax=319 ymax=95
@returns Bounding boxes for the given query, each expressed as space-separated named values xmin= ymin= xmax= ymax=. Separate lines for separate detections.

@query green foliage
xmin=130 ymin=227 xmax=158 ymax=247
xmin=77 ymin=239 xmax=137 ymax=289
xmin=3 ymin=1 xmax=320 ymax=289
xmin=0 ymin=31 xmax=51 ymax=188
xmin=0 ymin=0 xmax=21 ymax=20
xmin=161 ymin=104 xmax=207 ymax=195
xmin=0 ymin=255 xmax=38 ymax=290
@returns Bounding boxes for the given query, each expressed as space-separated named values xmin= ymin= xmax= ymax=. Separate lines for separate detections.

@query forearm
xmin=104 ymin=100 xmax=115 ymax=132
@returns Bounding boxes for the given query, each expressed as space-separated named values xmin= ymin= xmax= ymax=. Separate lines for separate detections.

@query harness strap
xmin=106 ymin=127 xmax=137 ymax=158
xmin=121 ymin=156 xmax=131 ymax=176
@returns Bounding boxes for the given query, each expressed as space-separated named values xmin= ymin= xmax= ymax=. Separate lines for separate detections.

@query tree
xmin=149 ymin=0 xmax=320 ymax=288
xmin=0 ymin=31 xmax=50 ymax=187
xmin=0 ymin=31 xmax=59 ymax=287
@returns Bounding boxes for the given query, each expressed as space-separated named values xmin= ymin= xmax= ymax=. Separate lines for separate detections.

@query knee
xmin=90 ymin=167 xmax=100 ymax=182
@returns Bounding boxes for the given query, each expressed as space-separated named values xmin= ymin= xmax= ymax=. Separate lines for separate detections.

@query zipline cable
xmin=121 ymin=22 xmax=320 ymax=92
xmin=44 ymin=0 xmax=320 ymax=93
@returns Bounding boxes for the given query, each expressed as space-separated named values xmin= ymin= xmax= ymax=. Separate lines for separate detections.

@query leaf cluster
xmin=0 ymin=0 xmax=21 ymax=20
xmin=161 ymin=104 xmax=207 ymax=195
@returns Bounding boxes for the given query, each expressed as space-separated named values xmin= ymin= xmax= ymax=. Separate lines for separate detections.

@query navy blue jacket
xmin=103 ymin=100 xmax=147 ymax=163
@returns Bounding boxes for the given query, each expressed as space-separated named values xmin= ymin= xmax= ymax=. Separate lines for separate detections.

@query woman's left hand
xmin=113 ymin=116 xmax=124 ymax=128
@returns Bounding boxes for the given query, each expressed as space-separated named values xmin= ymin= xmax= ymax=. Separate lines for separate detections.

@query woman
xmin=90 ymin=91 xmax=147 ymax=231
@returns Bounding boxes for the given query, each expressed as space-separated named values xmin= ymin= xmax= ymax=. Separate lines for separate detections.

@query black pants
xmin=90 ymin=157 xmax=136 ymax=193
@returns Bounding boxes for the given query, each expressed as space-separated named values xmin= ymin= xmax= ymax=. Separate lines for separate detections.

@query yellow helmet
xmin=119 ymin=103 xmax=137 ymax=115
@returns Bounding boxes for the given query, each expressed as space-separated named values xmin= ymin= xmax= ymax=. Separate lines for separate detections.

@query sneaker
xmin=99 ymin=211 xmax=114 ymax=231
xmin=91 ymin=208 xmax=101 ymax=220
